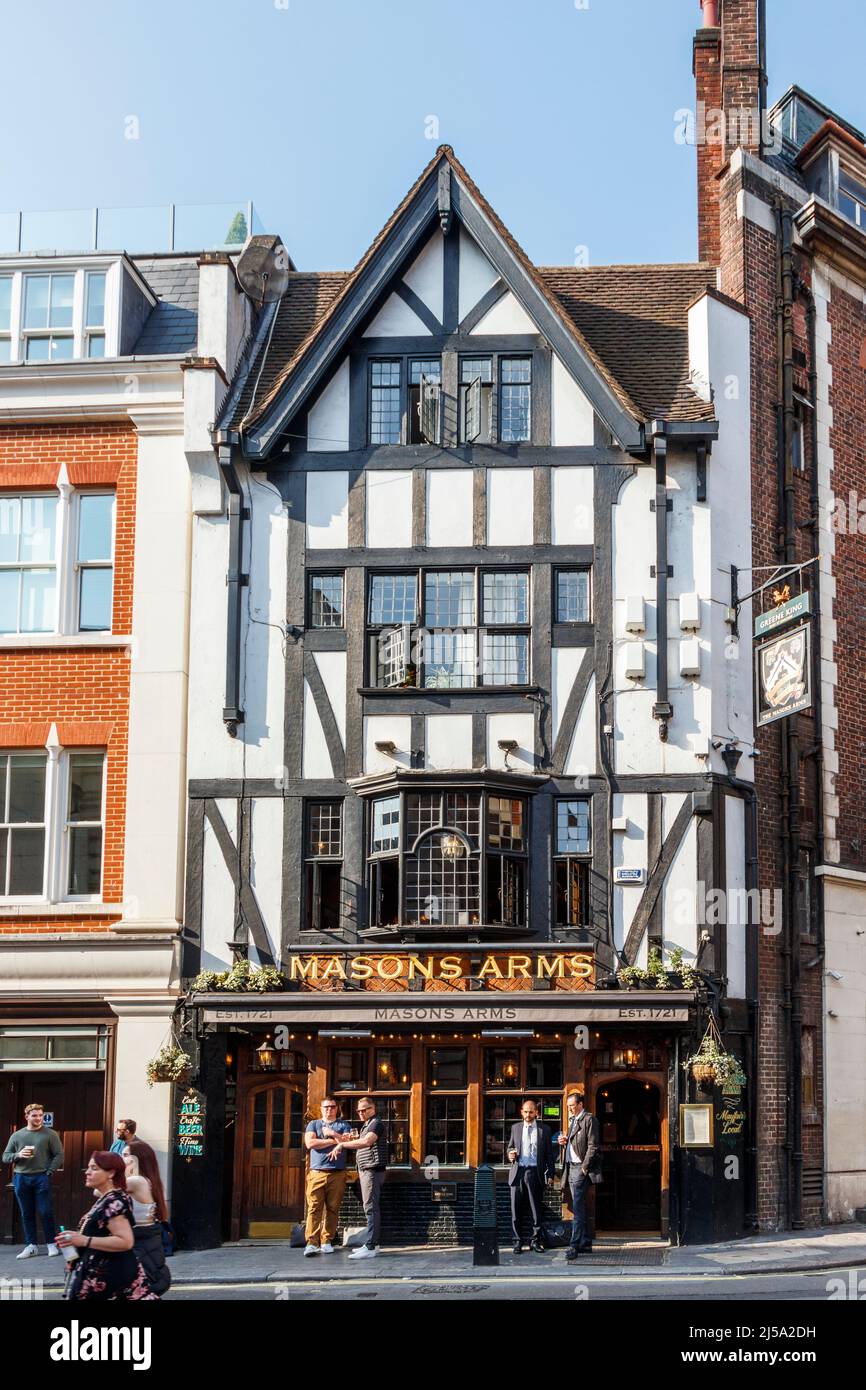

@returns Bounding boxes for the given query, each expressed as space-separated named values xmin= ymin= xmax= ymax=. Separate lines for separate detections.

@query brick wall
xmin=0 ymin=422 xmax=137 ymax=932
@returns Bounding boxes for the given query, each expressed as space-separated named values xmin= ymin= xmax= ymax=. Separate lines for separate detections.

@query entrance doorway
xmin=240 ymin=1082 xmax=305 ymax=1238
xmin=593 ymin=1077 xmax=663 ymax=1233
xmin=1 ymin=1072 xmax=105 ymax=1242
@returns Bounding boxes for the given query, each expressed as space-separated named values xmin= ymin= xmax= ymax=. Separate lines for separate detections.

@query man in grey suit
xmin=559 ymin=1091 xmax=600 ymax=1259
xmin=507 ymin=1098 xmax=556 ymax=1254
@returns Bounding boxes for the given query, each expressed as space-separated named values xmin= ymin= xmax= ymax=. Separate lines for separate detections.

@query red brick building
xmin=694 ymin=0 xmax=866 ymax=1228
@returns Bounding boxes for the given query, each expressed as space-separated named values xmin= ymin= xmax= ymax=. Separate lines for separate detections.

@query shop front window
xmin=426 ymin=1095 xmax=466 ymax=1167
xmin=482 ymin=1045 xmax=564 ymax=1166
xmin=328 ymin=1045 xmax=411 ymax=1166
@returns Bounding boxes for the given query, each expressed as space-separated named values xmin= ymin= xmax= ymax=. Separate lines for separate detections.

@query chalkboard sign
xmin=175 ymin=1087 xmax=205 ymax=1160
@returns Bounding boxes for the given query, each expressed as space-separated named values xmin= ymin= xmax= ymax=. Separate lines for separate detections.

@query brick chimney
xmin=694 ymin=2 xmax=722 ymax=263
xmin=694 ymin=1 xmax=767 ymax=264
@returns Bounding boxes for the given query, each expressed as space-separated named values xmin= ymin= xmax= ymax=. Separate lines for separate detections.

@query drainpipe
xmin=651 ymin=433 xmax=673 ymax=741
xmin=726 ymin=773 xmax=760 ymax=1230
xmin=804 ymin=291 xmax=826 ymax=956
xmin=219 ymin=445 xmax=246 ymax=737
xmin=776 ymin=202 xmax=804 ymax=1228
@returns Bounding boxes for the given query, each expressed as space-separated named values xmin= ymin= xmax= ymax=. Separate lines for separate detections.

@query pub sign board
xmin=755 ymin=621 xmax=812 ymax=726
xmin=175 ymin=1087 xmax=205 ymax=1160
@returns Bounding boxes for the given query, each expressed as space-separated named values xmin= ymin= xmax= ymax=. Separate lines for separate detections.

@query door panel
xmin=1 ymin=1073 xmax=105 ymax=1241
xmin=593 ymin=1077 xmax=662 ymax=1233
xmin=243 ymin=1083 xmax=304 ymax=1236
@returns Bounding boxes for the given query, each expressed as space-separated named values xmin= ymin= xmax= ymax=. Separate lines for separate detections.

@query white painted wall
xmin=486 ymin=713 xmax=535 ymax=772
xmin=123 ymin=429 xmax=190 ymax=928
xmin=425 ymin=715 xmax=473 ymax=770
xmin=307 ymin=359 xmax=350 ymax=452
xmin=661 ymin=818 xmax=698 ymax=960
xmin=823 ymin=873 xmax=866 ymax=1221
xmin=403 ymin=234 xmax=443 ymax=322
xmin=306 ymin=470 xmax=348 ymax=549
xmin=612 ymin=792 xmax=648 ymax=950
xmin=200 ymin=813 xmax=235 ymax=971
xmin=564 ymin=674 xmax=596 ymax=776
xmin=471 ymin=289 xmax=535 ymax=335
xmin=110 ymin=1006 xmax=176 ymax=1202
xmin=364 ymin=716 xmax=413 ymax=773
xmin=551 ymin=467 xmax=594 ymax=544
xmin=367 ymin=469 xmax=412 ymax=547
xmin=486 ymin=468 xmax=533 ymax=545
xmin=551 ymin=354 xmax=595 ymax=445
xmin=313 ymin=651 xmax=347 ymax=750
xmin=363 ymin=292 xmax=430 ymax=337
xmin=725 ymin=794 xmax=747 ymax=999
xmin=551 ymin=648 xmax=586 ymax=745
xmin=249 ymin=796 xmax=283 ymax=966
xmin=426 ymin=468 xmax=473 ymax=546
xmin=458 ymin=228 xmax=499 ymax=324
xmin=302 ymin=679 xmax=332 ymax=779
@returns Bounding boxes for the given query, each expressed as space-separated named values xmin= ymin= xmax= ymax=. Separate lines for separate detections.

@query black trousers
xmin=510 ymin=1166 xmax=544 ymax=1242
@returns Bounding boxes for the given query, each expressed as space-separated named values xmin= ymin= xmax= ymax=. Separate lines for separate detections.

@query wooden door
xmin=1 ymin=1072 xmax=105 ymax=1242
xmin=592 ymin=1076 xmax=663 ymax=1233
xmin=242 ymin=1082 xmax=305 ymax=1237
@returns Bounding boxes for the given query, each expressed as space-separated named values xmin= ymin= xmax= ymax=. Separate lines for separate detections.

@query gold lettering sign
xmin=285 ymin=951 xmax=594 ymax=990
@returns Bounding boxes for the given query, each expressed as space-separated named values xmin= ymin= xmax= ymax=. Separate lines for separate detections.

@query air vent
xmin=802 ymin=1168 xmax=824 ymax=1199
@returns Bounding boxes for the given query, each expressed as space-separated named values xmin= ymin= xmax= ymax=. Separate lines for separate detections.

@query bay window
xmin=368 ymin=788 xmax=528 ymax=930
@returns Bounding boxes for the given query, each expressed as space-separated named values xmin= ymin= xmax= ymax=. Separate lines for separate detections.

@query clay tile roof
xmin=539 ymin=264 xmax=719 ymax=423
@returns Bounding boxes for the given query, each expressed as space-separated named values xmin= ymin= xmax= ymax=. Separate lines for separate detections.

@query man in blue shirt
xmin=303 ymin=1097 xmax=352 ymax=1255
xmin=109 ymin=1119 xmax=137 ymax=1155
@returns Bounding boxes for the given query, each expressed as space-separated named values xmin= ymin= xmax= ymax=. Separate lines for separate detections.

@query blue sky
xmin=3 ymin=0 xmax=865 ymax=270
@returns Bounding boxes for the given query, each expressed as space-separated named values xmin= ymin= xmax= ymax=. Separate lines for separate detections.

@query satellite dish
xmin=236 ymin=234 xmax=292 ymax=306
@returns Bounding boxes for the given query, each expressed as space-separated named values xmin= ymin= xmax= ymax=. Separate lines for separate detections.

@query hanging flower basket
xmin=684 ymin=1015 xmax=740 ymax=1090
xmin=146 ymin=1043 xmax=193 ymax=1088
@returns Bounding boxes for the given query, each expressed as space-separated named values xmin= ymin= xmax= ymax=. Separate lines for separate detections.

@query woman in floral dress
xmin=56 ymin=1150 xmax=159 ymax=1300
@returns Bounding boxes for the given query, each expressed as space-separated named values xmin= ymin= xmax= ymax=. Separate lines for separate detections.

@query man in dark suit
xmin=559 ymin=1091 xmax=600 ymax=1259
xmin=506 ymin=1097 xmax=556 ymax=1254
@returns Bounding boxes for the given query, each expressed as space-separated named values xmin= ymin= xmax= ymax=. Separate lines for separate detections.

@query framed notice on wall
xmin=679 ymin=1102 xmax=714 ymax=1148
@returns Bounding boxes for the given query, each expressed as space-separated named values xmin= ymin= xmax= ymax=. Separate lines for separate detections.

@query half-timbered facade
xmin=178 ymin=148 xmax=755 ymax=1247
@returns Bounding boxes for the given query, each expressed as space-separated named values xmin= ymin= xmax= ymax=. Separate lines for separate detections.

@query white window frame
xmin=0 ymin=260 xmax=120 ymax=363
xmin=0 ymin=486 xmax=115 ymax=638
xmin=0 ymin=743 xmax=106 ymax=905
xmin=56 ymin=749 xmax=108 ymax=904
xmin=0 ymin=749 xmax=49 ymax=900
xmin=0 ymin=491 xmax=62 ymax=635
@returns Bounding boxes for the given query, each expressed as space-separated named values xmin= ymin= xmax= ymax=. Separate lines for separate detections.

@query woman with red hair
xmin=56 ymin=1151 xmax=158 ymax=1300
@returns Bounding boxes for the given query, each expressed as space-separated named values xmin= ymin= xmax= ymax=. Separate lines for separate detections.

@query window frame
xmin=0 ymin=262 xmax=119 ymax=363
xmin=368 ymin=354 xmax=443 ymax=446
xmin=483 ymin=1043 xmax=564 ymax=1167
xmin=498 ymin=354 xmax=532 ymax=442
xmin=366 ymin=787 xmax=529 ymax=931
xmin=0 ymin=745 xmax=108 ymax=905
xmin=554 ymin=568 xmax=592 ymax=625
xmin=0 ymin=750 xmax=49 ymax=899
xmin=61 ymin=749 xmax=107 ymax=903
xmin=302 ymin=799 xmax=344 ymax=933
xmin=365 ymin=565 xmax=532 ymax=690
xmin=307 ymin=571 xmax=345 ymax=630
xmin=838 ymin=168 xmax=866 ymax=229
xmin=328 ymin=1045 xmax=412 ymax=1167
xmin=0 ymin=487 xmax=117 ymax=639
xmin=553 ymin=796 xmax=592 ymax=929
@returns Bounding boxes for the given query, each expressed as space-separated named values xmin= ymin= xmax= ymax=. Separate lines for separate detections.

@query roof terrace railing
xmin=0 ymin=201 xmax=262 ymax=256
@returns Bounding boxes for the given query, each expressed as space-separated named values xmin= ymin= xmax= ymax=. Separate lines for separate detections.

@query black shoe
xmin=512 ymin=1241 xmax=523 ymax=1254
xmin=530 ymin=1238 xmax=545 ymax=1253
xmin=566 ymin=1246 xmax=580 ymax=1261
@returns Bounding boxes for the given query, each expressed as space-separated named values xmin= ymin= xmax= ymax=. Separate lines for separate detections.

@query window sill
xmin=0 ymin=902 xmax=123 ymax=917
xmin=0 ymin=633 xmax=131 ymax=651
xmin=358 ymin=685 xmax=540 ymax=697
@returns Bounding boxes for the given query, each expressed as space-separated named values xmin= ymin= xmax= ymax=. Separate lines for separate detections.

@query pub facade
xmin=175 ymin=146 xmax=756 ymax=1247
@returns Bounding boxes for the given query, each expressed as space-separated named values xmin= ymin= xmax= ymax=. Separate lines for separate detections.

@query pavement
xmin=2 ymin=1223 xmax=866 ymax=1286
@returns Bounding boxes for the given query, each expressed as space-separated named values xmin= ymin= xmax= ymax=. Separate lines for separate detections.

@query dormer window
xmin=839 ymin=170 xmax=866 ymax=229
xmin=0 ymin=264 xmax=118 ymax=363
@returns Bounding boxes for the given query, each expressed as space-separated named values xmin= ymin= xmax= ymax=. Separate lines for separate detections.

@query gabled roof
xmin=221 ymin=148 xmax=716 ymax=452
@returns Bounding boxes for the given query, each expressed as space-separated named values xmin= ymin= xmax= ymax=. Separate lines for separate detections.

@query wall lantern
xmin=254 ymin=1038 xmax=276 ymax=1071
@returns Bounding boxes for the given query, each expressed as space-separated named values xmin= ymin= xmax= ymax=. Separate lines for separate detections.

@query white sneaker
xmin=16 ymin=1244 xmax=38 ymax=1259
xmin=320 ymin=1242 xmax=335 ymax=1254
xmin=348 ymin=1244 xmax=379 ymax=1259
xmin=46 ymin=1243 xmax=61 ymax=1257
xmin=303 ymin=1243 xmax=319 ymax=1257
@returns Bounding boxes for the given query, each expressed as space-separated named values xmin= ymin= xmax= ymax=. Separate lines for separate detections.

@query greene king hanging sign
xmin=755 ymin=621 xmax=812 ymax=726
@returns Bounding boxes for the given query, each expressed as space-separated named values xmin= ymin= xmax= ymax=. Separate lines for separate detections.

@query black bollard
xmin=472 ymin=1163 xmax=499 ymax=1266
